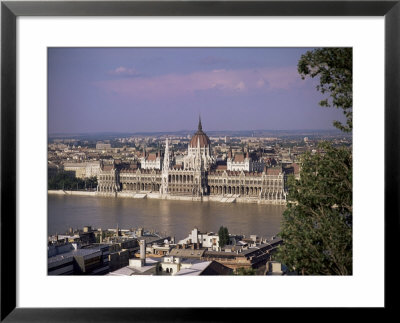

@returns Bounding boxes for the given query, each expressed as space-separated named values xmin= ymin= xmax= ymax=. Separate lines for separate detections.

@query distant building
xmin=140 ymin=152 xmax=163 ymax=170
xmin=63 ymin=161 xmax=101 ymax=179
xmin=96 ymin=142 xmax=112 ymax=150
xmin=227 ymin=149 xmax=265 ymax=172
xmin=178 ymin=228 xmax=219 ymax=250
xmin=182 ymin=116 xmax=215 ymax=171
xmin=97 ymin=117 xmax=288 ymax=204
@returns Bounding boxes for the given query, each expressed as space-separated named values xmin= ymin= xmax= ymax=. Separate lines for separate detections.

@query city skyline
xmin=48 ymin=47 xmax=347 ymax=134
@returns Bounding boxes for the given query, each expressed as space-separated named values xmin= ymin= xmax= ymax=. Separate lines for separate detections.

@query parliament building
xmin=97 ymin=118 xmax=288 ymax=204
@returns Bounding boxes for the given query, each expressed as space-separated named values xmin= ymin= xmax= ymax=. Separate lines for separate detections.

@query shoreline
xmin=48 ymin=190 xmax=287 ymax=205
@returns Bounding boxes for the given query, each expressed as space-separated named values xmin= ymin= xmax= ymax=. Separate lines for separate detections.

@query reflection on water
xmin=48 ymin=195 xmax=285 ymax=241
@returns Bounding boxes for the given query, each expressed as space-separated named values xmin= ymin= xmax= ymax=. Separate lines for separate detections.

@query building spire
xmin=161 ymin=138 xmax=170 ymax=195
xmin=198 ymin=115 xmax=202 ymax=132
xmin=163 ymin=138 xmax=170 ymax=170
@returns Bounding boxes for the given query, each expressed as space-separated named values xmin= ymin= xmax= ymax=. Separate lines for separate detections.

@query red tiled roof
xmin=120 ymin=165 xmax=138 ymax=173
xmin=147 ymin=153 xmax=157 ymax=161
xmin=189 ymin=131 xmax=210 ymax=148
xmin=266 ymin=167 xmax=282 ymax=175
xmin=233 ymin=154 xmax=245 ymax=162
xmin=291 ymin=163 xmax=300 ymax=174
xmin=244 ymin=172 xmax=262 ymax=177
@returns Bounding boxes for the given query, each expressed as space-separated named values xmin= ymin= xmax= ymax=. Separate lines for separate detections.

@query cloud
xmin=96 ymin=66 xmax=302 ymax=100
xmin=108 ymin=66 xmax=141 ymax=77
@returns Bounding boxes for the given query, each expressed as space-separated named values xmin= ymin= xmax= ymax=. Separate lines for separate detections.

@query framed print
xmin=1 ymin=0 xmax=399 ymax=321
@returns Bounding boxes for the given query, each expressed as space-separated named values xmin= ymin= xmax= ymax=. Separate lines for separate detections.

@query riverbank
xmin=48 ymin=190 xmax=286 ymax=205
xmin=48 ymin=190 xmax=97 ymax=196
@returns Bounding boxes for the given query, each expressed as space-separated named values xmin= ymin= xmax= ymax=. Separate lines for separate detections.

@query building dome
xmin=189 ymin=118 xmax=211 ymax=148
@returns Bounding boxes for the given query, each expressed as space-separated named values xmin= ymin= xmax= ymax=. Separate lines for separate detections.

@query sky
xmin=48 ymin=47 xmax=347 ymax=134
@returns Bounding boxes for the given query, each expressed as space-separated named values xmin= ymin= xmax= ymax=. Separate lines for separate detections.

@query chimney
xmin=139 ymin=239 xmax=146 ymax=266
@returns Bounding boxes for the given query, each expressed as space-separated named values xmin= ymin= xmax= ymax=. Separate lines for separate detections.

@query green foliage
xmin=48 ymin=172 xmax=98 ymax=190
xmin=86 ymin=176 xmax=98 ymax=189
xmin=218 ymin=226 xmax=230 ymax=248
xmin=298 ymin=48 xmax=352 ymax=132
xmin=275 ymin=142 xmax=352 ymax=275
xmin=235 ymin=267 xmax=256 ymax=275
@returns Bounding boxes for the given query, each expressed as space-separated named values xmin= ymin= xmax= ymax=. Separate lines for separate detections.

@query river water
xmin=48 ymin=194 xmax=285 ymax=241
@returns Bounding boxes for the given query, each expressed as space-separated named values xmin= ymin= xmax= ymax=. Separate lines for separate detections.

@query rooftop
xmin=48 ymin=248 xmax=102 ymax=265
xmin=174 ymin=261 xmax=212 ymax=276
xmin=169 ymin=248 xmax=206 ymax=258
xmin=106 ymin=258 xmax=160 ymax=276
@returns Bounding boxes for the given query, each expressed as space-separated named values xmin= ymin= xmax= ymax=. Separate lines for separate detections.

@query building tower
xmin=195 ymin=137 xmax=201 ymax=171
xmin=184 ymin=116 xmax=213 ymax=171
xmin=160 ymin=138 xmax=170 ymax=195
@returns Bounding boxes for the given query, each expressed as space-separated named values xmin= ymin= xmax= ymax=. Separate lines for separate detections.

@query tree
xmin=275 ymin=142 xmax=352 ymax=275
xmin=218 ymin=226 xmax=230 ymax=248
xmin=48 ymin=171 xmax=88 ymax=190
xmin=298 ymin=48 xmax=352 ymax=132
xmin=86 ymin=176 xmax=98 ymax=190
xmin=276 ymin=48 xmax=353 ymax=275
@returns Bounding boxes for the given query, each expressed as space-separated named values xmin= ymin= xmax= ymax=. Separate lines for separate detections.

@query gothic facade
xmin=97 ymin=118 xmax=288 ymax=204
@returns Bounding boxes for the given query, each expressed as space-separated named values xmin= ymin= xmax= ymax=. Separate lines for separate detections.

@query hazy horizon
xmin=48 ymin=47 xmax=347 ymax=134
xmin=49 ymin=128 xmax=346 ymax=137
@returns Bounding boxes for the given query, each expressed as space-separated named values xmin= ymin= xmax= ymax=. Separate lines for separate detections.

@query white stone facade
xmin=227 ymin=155 xmax=265 ymax=172
xmin=96 ymin=118 xmax=288 ymax=204
xmin=63 ymin=161 xmax=101 ymax=179
xmin=140 ymin=154 xmax=162 ymax=170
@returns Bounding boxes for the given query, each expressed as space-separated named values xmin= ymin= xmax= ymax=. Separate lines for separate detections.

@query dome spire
xmin=198 ymin=115 xmax=202 ymax=132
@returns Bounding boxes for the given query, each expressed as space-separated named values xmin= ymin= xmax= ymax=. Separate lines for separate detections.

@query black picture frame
xmin=1 ymin=0 xmax=398 ymax=321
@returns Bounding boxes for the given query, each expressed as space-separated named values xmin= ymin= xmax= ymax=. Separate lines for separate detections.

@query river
xmin=48 ymin=194 xmax=285 ymax=241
